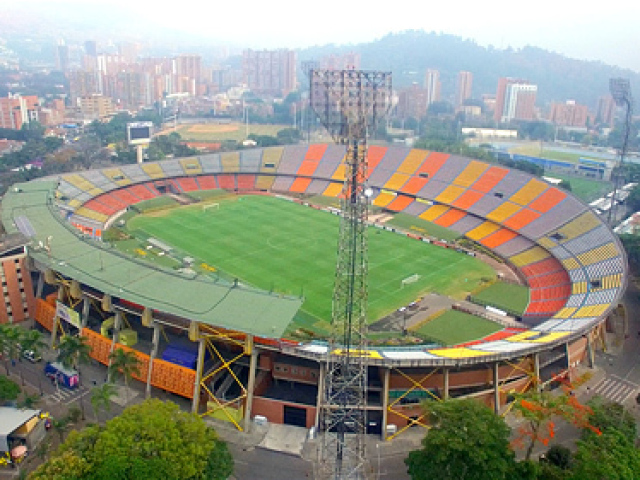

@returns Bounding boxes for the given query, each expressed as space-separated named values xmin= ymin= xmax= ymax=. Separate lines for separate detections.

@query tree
xmin=19 ymin=328 xmax=47 ymax=358
xmin=405 ymin=399 xmax=515 ymax=480
xmin=31 ymin=399 xmax=234 ymax=480
xmin=108 ymin=348 xmax=140 ymax=404
xmin=585 ymin=396 xmax=636 ymax=442
xmin=511 ymin=379 xmax=599 ymax=461
xmin=1 ymin=325 xmax=23 ymax=371
xmin=0 ymin=374 xmax=20 ymax=404
xmin=571 ymin=429 xmax=640 ymax=480
xmin=57 ymin=334 xmax=92 ymax=370
xmin=90 ymin=383 xmax=116 ymax=422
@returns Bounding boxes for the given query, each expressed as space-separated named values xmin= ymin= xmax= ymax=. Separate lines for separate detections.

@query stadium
xmin=0 ymin=143 xmax=626 ymax=439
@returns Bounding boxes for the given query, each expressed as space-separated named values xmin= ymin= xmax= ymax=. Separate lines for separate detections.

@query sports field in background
xmin=162 ymin=123 xmax=289 ymax=142
xmin=472 ymin=281 xmax=529 ymax=315
xmin=414 ymin=310 xmax=503 ymax=345
xmin=119 ymin=194 xmax=495 ymax=335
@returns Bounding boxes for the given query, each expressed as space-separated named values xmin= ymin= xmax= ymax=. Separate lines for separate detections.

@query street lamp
xmin=608 ymin=78 xmax=633 ymax=226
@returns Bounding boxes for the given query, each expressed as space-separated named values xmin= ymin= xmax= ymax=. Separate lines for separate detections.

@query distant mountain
xmin=299 ymin=31 xmax=640 ymax=110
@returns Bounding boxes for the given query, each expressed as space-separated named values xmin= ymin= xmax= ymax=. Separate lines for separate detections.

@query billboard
xmin=127 ymin=121 xmax=153 ymax=146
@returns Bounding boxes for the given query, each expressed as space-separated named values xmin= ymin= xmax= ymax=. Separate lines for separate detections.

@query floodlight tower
xmin=310 ymin=70 xmax=392 ymax=480
xmin=608 ymin=78 xmax=633 ymax=225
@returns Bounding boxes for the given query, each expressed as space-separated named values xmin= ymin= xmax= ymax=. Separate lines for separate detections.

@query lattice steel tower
xmin=310 ymin=70 xmax=392 ymax=480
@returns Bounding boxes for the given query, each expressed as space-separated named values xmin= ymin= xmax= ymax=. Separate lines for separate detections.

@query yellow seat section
xmin=396 ymin=150 xmax=428 ymax=175
xmin=510 ymin=178 xmax=548 ymax=206
xmin=180 ymin=158 xmax=202 ymax=175
xmin=141 ymin=163 xmax=165 ymax=179
xmin=261 ymin=147 xmax=284 ymax=172
xmin=373 ymin=192 xmax=396 ymax=207
xmin=554 ymin=307 xmax=576 ymax=319
xmin=102 ymin=168 xmax=131 ymax=186
xmin=332 ymin=164 xmax=346 ymax=181
xmin=595 ymin=273 xmax=622 ymax=290
xmin=465 ymin=221 xmax=500 ymax=241
xmin=255 ymin=175 xmax=276 ymax=190
xmin=572 ymin=282 xmax=588 ymax=295
xmin=574 ymin=304 xmax=609 ymax=318
xmin=510 ymin=246 xmax=550 ymax=267
xmin=221 ymin=152 xmax=240 ymax=173
xmin=576 ymin=242 xmax=619 ymax=266
xmin=65 ymin=174 xmax=102 ymax=194
xmin=383 ymin=173 xmax=410 ymax=191
xmin=453 ymin=160 xmax=489 ymax=188
xmin=323 ymin=182 xmax=343 ymax=197
xmin=561 ymin=257 xmax=580 ymax=271
xmin=507 ymin=331 xmax=570 ymax=343
xmin=430 ymin=347 xmax=493 ymax=359
xmin=67 ymin=199 xmax=82 ymax=209
xmin=435 ymin=185 xmax=465 ymax=204
xmin=537 ymin=237 xmax=556 ymax=249
xmin=553 ymin=211 xmax=601 ymax=242
xmin=419 ymin=205 xmax=450 ymax=222
xmin=87 ymin=187 xmax=104 ymax=197
xmin=74 ymin=207 xmax=108 ymax=223
xmin=486 ymin=201 xmax=522 ymax=223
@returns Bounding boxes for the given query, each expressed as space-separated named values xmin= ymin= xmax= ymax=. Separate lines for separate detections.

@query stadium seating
xmin=57 ymin=144 xmax=625 ymax=338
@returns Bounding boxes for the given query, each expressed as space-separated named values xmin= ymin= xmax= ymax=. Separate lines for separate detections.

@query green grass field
xmin=119 ymin=195 xmax=495 ymax=333
xmin=542 ymin=173 xmax=612 ymax=203
xmin=414 ymin=310 xmax=502 ymax=345
xmin=170 ymin=123 xmax=289 ymax=142
xmin=472 ymin=281 xmax=529 ymax=315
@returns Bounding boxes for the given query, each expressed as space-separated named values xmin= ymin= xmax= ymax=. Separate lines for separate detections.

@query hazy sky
xmin=6 ymin=0 xmax=640 ymax=72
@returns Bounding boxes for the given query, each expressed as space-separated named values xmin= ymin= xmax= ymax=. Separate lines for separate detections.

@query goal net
xmin=202 ymin=203 xmax=220 ymax=212
xmin=401 ymin=274 xmax=420 ymax=288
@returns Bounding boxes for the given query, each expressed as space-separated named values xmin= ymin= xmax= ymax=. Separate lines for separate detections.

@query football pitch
xmin=121 ymin=194 xmax=495 ymax=334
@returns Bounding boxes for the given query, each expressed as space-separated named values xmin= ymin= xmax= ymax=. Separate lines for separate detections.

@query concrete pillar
xmin=315 ymin=361 xmax=325 ymax=429
xmin=49 ymin=285 xmax=64 ymax=348
xmin=243 ymin=338 xmax=259 ymax=432
xmin=533 ymin=353 xmax=541 ymax=392
xmin=146 ymin=321 xmax=160 ymax=398
xmin=443 ymin=367 xmax=450 ymax=400
xmin=380 ymin=367 xmax=390 ymax=440
xmin=565 ymin=342 xmax=572 ymax=382
xmin=586 ymin=335 xmax=595 ymax=369
xmin=191 ymin=337 xmax=206 ymax=413
xmin=106 ymin=310 xmax=122 ymax=382
xmin=80 ymin=296 xmax=90 ymax=329
xmin=493 ymin=362 xmax=500 ymax=414
xmin=35 ymin=271 xmax=44 ymax=299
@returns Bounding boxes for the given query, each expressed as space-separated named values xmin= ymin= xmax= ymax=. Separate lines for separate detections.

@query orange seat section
xmin=503 ymin=208 xmax=541 ymax=231
xmin=452 ymin=189 xmax=484 ymax=210
xmin=401 ymin=176 xmax=429 ymax=195
xmin=434 ymin=208 xmax=466 ymax=228
xmin=297 ymin=159 xmax=320 ymax=176
xmin=290 ymin=177 xmax=312 ymax=193
xmin=305 ymin=144 xmax=328 ymax=161
xmin=387 ymin=195 xmax=414 ymax=212
xmin=471 ymin=166 xmax=509 ymax=193
xmin=529 ymin=187 xmax=567 ymax=213
xmin=480 ymin=228 xmax=518 ymax=249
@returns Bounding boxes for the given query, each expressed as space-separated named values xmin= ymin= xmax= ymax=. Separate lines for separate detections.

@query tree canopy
xmin=30 ymin=398 xmax=233 ymax=480
xmin=405 ymin=399 xmax=515 ymax=480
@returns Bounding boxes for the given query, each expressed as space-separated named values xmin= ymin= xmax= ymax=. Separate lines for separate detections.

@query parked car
xmin=22 ymin=350 xmax=41 ymax=363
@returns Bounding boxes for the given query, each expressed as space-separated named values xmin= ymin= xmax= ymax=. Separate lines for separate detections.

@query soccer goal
xmin=401 ymin=274 xmax=421 ymax=288
xmin=202 ymin=203 xmax=220 ymax=212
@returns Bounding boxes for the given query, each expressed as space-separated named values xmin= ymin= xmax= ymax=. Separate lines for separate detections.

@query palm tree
xmin=90 ymin=383 xmax=116 ymax=422
xmin=108 ymin=348 xmax=140 ymax=405
xmin=0 ymin=324 xmax=10 ymax=374
xmin=3 ymin=325 xmax=22 ymax=371
xmin=19 ymin=329 xmax=47 ymax=358
xmin=57 ymin=335 xmax=92 ymax=370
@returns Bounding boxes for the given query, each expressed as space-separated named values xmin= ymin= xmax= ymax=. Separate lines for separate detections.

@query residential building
xmin=596 ymin=95 xmax=616 ymax=127
xmin=68 ymin=70 xmax=100 ymax=103
xmin=56 ymin=44 xmax=70 ymax=72
xmin=78 ymin=94 xmax=115 ymax=121
xmin=549 ymin=100 xmax=589 ymax=127
xmin=0 ymin=94 xmax=39 ymax=129
xmin=396 ymin=83 xmax=428 ymax=119
xmin=494 ymin=78 xmax=537 ymax=123
xmin=243 ymin=49 xmax=297 ymax=97
xmin=456 ymin=71 xmax=473 ymax=108
xmin=320 ymin=52 xmax=361 ymax=71
xmin=424 ymin=69 xmax=441 ymax=106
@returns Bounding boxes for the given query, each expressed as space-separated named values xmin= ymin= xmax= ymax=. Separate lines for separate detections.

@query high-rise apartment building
xmin=68 ymin=70 xmax=100 ymax=103
xmin=596 ymin=95 xmax=616 ymax=127
xmin=549 ymin=100 xmax=589 ymax=127
xmin=174 ymin=55 xmax=202 ymax=95
xmin=320 ymin=52 xmax=361 ymax=71
xmin=494 ymin=78 xmax=537 ymax=123
xmin=456 ymin=71 xmax=473 ymax=107
xmin=84 ymin=40 xmax=98 ymax=57
xmin=243 ymin=49 xmax=297 ymax=97
xmin=424 ymin=69 xmax=441 ymax=106
xmin=0 ymin=94 xmax=39 ymax=129
xmin=396 ymin=84 xmax=428 ymax=119
xmin=56 ymin=44 xmax=70 ymax=72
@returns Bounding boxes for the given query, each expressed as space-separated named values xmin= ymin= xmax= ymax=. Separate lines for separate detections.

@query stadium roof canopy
xmin=2 ymin=181 xmax=302 ymax=339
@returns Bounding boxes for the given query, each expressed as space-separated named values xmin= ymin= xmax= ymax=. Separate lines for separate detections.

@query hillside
xmin=299 ymin=30 xmax=640 ymax=108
